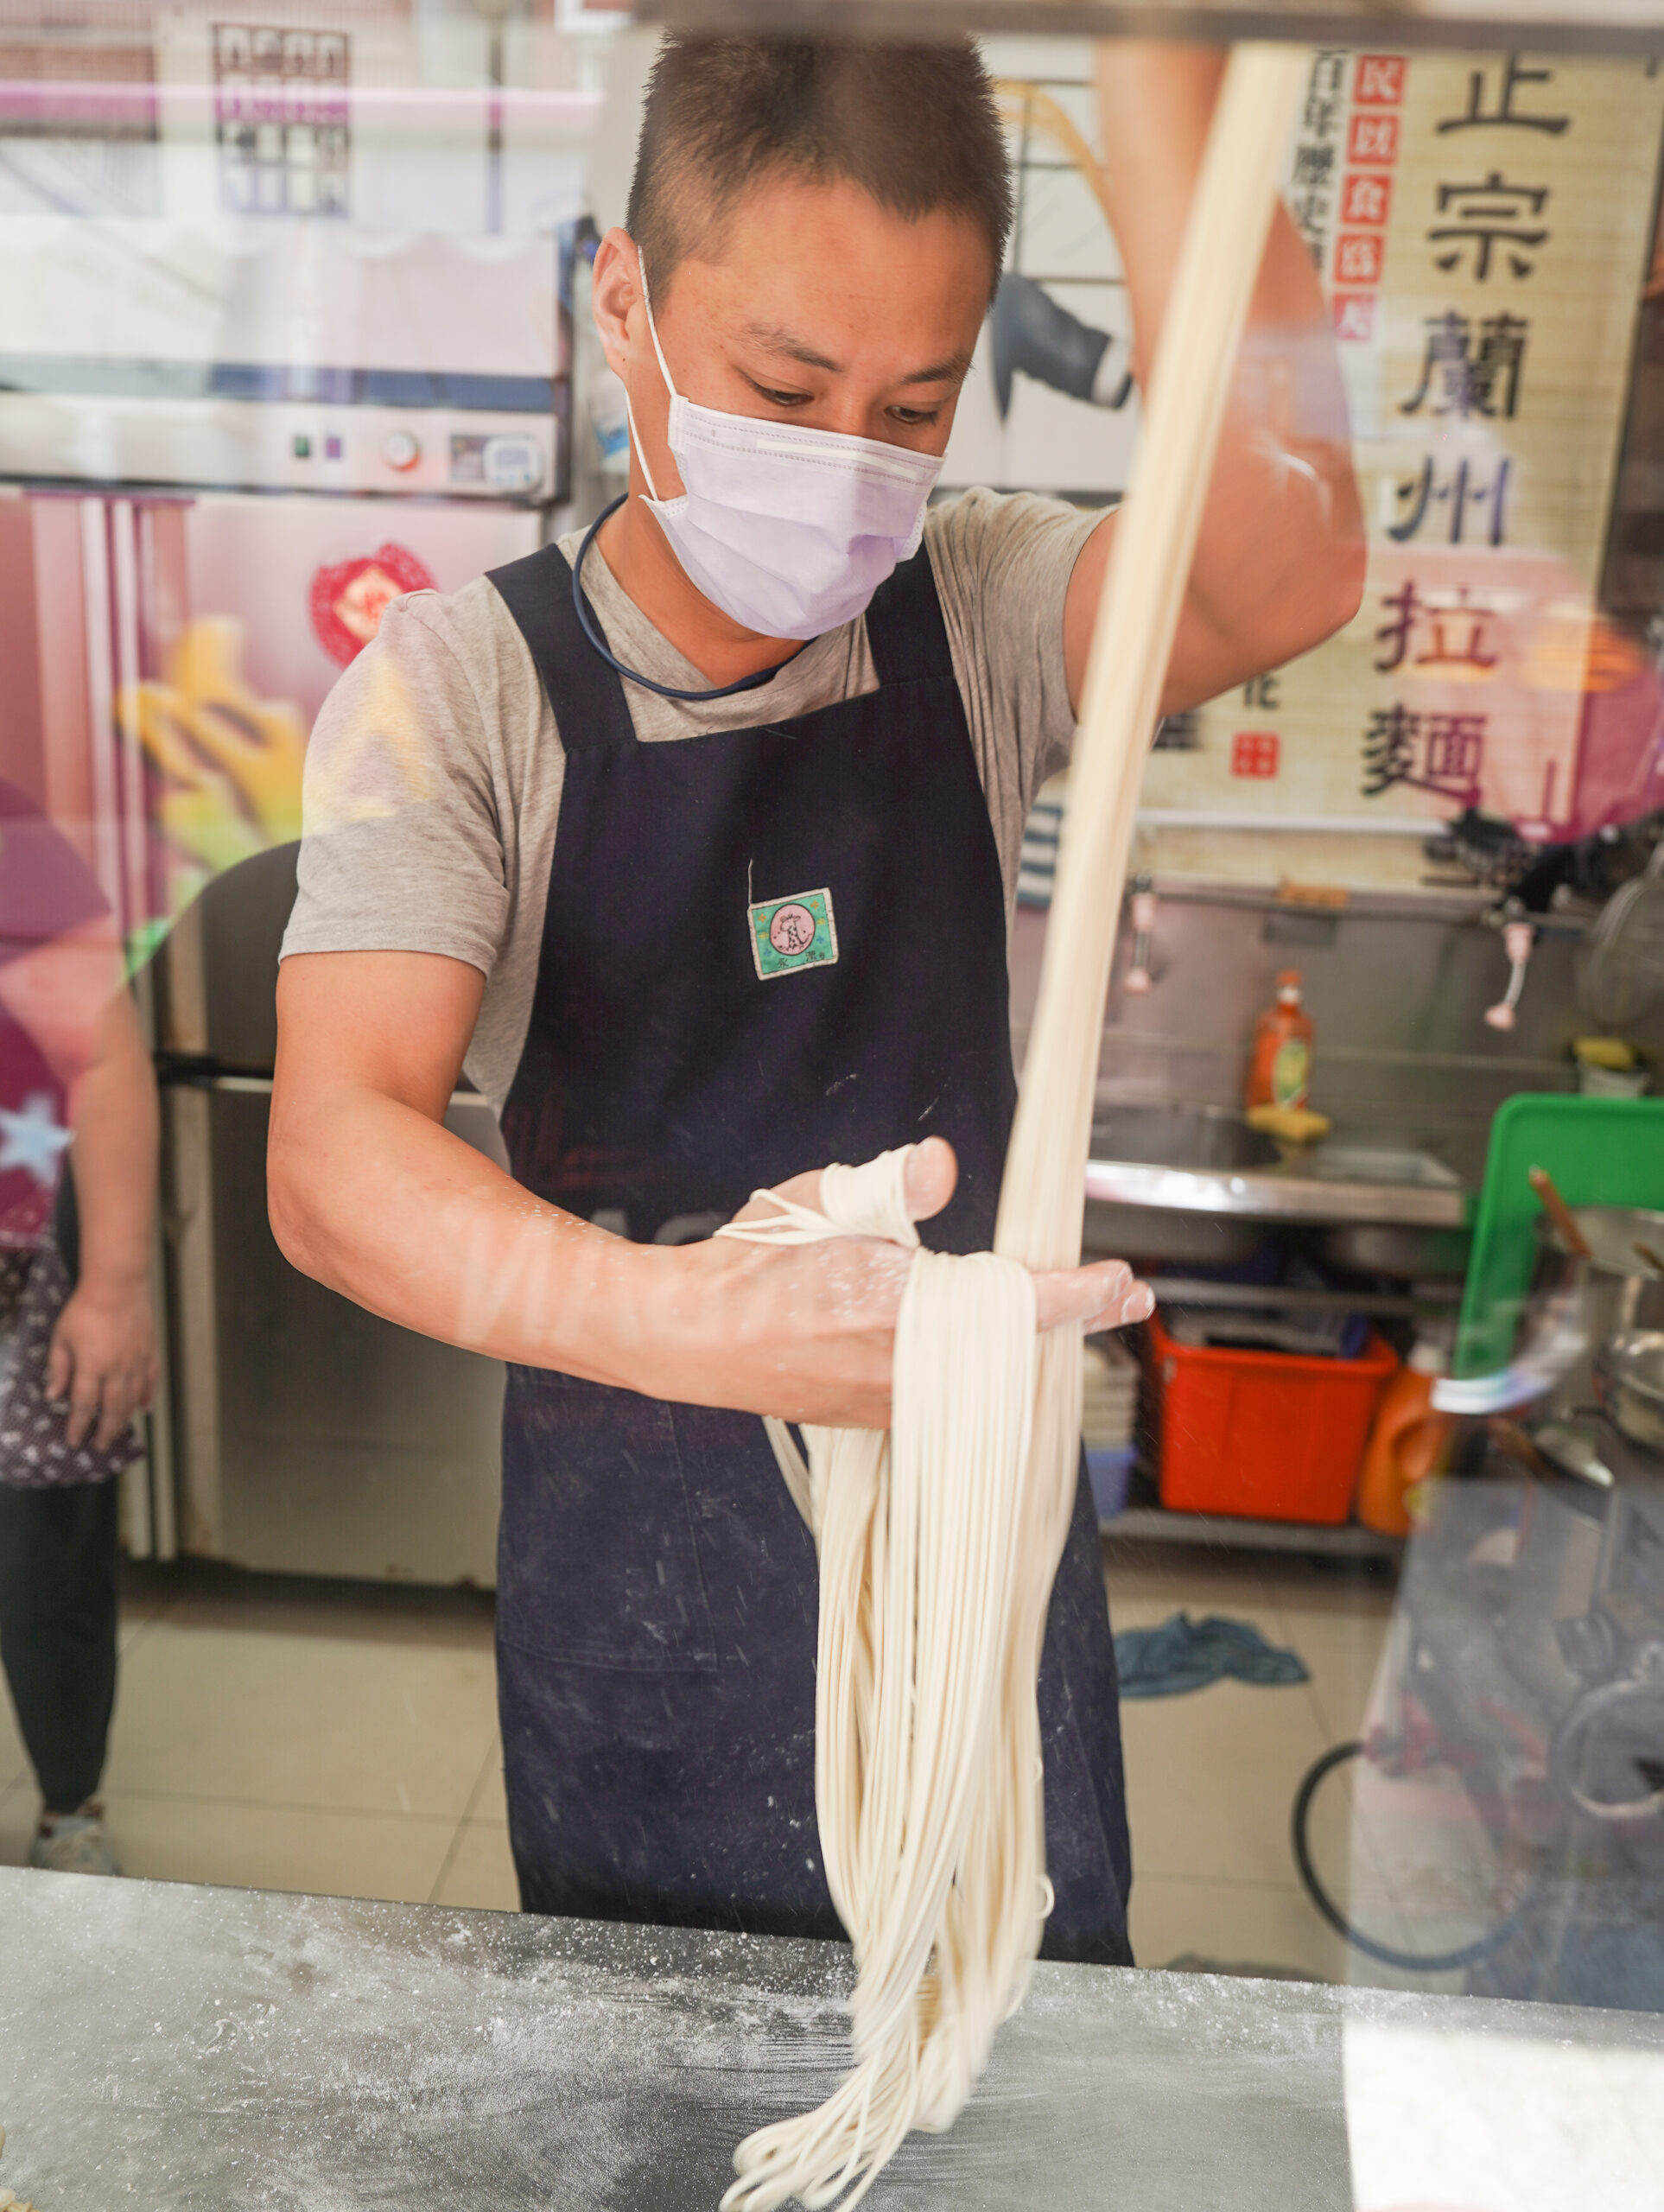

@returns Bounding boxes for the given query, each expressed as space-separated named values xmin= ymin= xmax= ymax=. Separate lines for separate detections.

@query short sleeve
xmin=0 ymin=782 xmax=109 ymax=966
xmin=924 ymin=491 xmax=1102 ymax=902
xmin=282 ymin=596 xmax=511 ymax=978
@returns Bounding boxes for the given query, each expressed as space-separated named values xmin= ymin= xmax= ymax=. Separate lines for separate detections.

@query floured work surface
xmin=2 ymin=1866 xmax=1661 ymax=2211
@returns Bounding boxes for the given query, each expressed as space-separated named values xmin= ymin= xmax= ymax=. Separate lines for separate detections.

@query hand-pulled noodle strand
xmin=717 ymin=1148 xmax=1045 ymax=2212
xmin=712 ymin=46 xmax=1311 ymax=2210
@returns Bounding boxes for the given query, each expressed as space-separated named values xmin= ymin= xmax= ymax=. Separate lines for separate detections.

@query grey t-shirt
xmin=281 ymin=487 xmax=1096 ymax=1113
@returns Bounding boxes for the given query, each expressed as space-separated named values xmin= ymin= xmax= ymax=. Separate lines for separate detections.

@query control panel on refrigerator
xmin=0 ymin=220 xmax=567 ymax=502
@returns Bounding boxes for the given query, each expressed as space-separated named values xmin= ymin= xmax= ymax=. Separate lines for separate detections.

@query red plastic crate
xmin=1147 ymin=1310 xmax=1399 ymax=1525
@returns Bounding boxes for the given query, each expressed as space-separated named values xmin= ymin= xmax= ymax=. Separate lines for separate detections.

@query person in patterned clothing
xmin=0 ymin=781 xmax=158 ymax=1876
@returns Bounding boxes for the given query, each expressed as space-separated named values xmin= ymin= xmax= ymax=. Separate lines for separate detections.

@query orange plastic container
xmin=1148 ymin=1310 xmax=1399 ymax=1525
xmin=1355 ymin=1335 xmax=1455 ymax=1536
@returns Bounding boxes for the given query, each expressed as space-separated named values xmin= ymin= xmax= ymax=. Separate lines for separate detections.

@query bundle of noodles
xmin=717 ymin=46 xmax=1311 ymax=2212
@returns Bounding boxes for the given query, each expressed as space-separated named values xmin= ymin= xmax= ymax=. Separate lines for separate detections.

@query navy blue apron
xmin=486 ymin=536 xmax=1132 ymax=1965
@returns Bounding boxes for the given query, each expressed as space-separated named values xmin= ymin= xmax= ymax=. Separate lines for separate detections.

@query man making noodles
xmin=270 ymin=35 xmax=1363 ymax=1961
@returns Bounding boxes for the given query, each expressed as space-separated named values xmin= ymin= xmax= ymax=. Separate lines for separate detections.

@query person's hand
xmin=46 ymin=1275 xmax=158 ymax=1452
xmin=647 ymin=1137 xmax=1153 ymax=1430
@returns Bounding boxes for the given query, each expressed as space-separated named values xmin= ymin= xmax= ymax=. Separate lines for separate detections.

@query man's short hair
xmin=626 ymin=35 xmax=1013 ymax=303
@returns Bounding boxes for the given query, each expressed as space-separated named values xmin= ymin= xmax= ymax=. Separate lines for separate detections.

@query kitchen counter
xmin=1082 ymin=1103 xmax=1472 ymax=1277
xmin=1085 ymin=1127 xmax=1469 ymax=1230
xmin=3 ymin=1867 xmax=1661 ymax=2209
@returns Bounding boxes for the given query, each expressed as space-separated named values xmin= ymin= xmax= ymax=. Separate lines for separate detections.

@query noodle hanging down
xmin=716 ymin=1148 xmax=1074 ymax=2212
xmin=715 ymin=44 xmax=1311 ymax=2212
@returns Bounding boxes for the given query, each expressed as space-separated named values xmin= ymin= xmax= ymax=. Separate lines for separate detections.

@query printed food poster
xmin=1151 ymin=48 xmax=1664 ymax=884
xmin=110 ymin=496 xmax=537 ymax=932
xmin=961 ymin=45 xmax=1664 ymax=889
xmin=940 ymin=44 xmax=1140 ymax=504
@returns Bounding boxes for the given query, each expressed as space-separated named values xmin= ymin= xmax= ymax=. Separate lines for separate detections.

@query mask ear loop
xmin=636 ymin=252 xmax=678 ymax=402
xmin=624 ymin=249 xmax=677 ymax=506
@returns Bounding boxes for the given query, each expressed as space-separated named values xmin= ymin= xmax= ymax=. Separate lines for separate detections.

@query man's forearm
xmin=270 ymin=950 xmax=1147 ymax=1430
xmin=270 ymin=1085 xmax=1146 ymax=1432
xmin=1090 ymin=42 xmax=1365 ymax=696
xmin=272 ymin=1082 xmax=949 ymax=1424
xmin=269 ymin=1084 xmax=654 ymax=1379
xmin=1094 ymin=42 xmax=1228 ymax=382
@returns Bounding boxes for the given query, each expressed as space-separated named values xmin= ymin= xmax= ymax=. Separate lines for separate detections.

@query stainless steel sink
xmin=1084 ymin=1106 xmax=1279 ymax=1266
xmin=1082 ymin=1101 xmax=1470 ymax=1267
xmin=1091 ymin=1103 xmax=1280 ymax=1172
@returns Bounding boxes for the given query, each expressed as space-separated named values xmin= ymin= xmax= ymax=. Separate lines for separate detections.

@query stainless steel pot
xmin=1526 ymin=1206 xmax=1664 ymax=1417
xmin=1595 ymin=1330 xmax=1664 ymax=1453
xmin=1317 ymin=1220 xmax=1471 ymax=1280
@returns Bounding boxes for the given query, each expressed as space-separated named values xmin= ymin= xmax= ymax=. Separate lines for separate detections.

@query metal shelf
xmin=1102 ymin=1504 xmax=1404 ymax=1560
xmin=651 ymin=3 xmax=1662 ymax=60
xmin=1151 ymin=1277 xmax=1459 ymax=1317
xmin=1085 ymin=1154 xmax=1467 ymax=1229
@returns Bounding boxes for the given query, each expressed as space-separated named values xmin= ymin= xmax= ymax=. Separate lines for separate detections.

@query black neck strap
xmin=570 ymin=497 xmax=800 ymax=703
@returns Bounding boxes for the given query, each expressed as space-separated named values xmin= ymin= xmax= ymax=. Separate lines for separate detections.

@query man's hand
xmin=48 ymin=1276 xmax=157 ymax=1452
xmin=1064 ymin=41 xmax=1366 ymax=715
xmin=623 ymin=1137 xmax=1153 ymax=1432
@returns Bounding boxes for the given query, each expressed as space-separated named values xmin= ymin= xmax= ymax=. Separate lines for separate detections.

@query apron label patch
xmin=748 ymin=887 xmax=839 ymax=980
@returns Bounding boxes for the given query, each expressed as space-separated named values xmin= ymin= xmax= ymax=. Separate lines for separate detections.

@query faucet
xmin=1124 ymin=875 xmax=1158 ymax=996
xmin=1484 ymin=903 xmax=1536 ymax=1032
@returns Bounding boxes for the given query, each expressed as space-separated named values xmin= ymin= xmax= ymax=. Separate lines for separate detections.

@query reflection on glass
xmin=0 ymin=779 xmax=158 ymax=1881
xmin=0 ymin=10 xmax=1659 ymax=2070
xmin=1299 ymin=1476 xmax=1656 ymax=1999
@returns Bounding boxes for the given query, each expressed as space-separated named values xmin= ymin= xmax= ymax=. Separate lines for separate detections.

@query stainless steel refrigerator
xmin=0 ymin=174 xmax=575 ymax=1580
xmin=153 ymin=843 xmax=508 ymax=1586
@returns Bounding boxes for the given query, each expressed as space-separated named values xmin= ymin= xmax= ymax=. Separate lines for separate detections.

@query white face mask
xmin=626 ymin=257 xmax=945 ymax=642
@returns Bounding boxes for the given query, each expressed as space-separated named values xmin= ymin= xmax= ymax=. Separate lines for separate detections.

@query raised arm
xmin=270 ymin=950 xmax=1150 ymax=1428
xmin=1064 ymin=41 xmax=1367 ymax=714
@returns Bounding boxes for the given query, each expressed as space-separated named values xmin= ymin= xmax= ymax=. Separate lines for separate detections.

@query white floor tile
xmin=117 ymin=1565 xmax=180 ymax=1638
xmin=1120 ymin=1671 xmax=1331 ymax=1888
xmin=105 ymin=1596 xmax=499 ymax=1819
xmin=0 ymin=1772 xmax=34 ymax=1866
xmin=431 ymin=1821 xmax=519 ymax=1911
xmin=1106 ymin=1537 xmax=1411 ymax=1981
xmin=1259 ymin=1557 xmax=1398 ymax=1623
xmin=1275 ymin=1605 xmax=1395 ymax=1745
xmin=466 ymin=1737 xmax=508 ymax=1826
xmin=1103 ymin=1540 xmax=1276 ymax=1623
xmin=100 ymin=1790 xmax=455 ymax=1904
xmin=1129 ymin=1872 xmax=1347 ymax=1983
xmin=118 ymin=1597 xmax=174 ymax=1658
xmin=0 ymin=1681 xmax=29 ymax=1792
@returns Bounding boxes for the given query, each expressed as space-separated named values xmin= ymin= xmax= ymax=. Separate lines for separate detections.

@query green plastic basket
xmin=1454 ymin=1091 xmax=1664 ymax=1380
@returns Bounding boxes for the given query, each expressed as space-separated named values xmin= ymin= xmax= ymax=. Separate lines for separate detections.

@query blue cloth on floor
xmin=1114 ymin=1611 xmax=1309 ymax=1699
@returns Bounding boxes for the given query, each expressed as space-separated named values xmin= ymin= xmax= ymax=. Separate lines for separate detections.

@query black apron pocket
xmin=497 ymin=1366 xmax=718 ymax=1673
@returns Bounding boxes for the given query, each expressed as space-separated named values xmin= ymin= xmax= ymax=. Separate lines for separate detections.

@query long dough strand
xmin=998 ymin=41 xmax=1309 ymax=1271
xmin=718 ymin=45 xmax=1310 ymax=2212
xmin=718 ymin=1152 xmax=1040 ymax=2212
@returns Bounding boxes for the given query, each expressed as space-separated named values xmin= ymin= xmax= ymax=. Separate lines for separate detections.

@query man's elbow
xmin=266 ymin=1116 xmax=329 ymax=1286
xmin=1324 ymin=524 xmax=1369 ymax=636
xmin=1277 ymin=522 xmax=1367 ymax=663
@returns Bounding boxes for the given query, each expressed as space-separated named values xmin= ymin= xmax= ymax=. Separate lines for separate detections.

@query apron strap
xmin=862 ymin=543 xmax=956 ymax=689
xmin=486 ymin=540 xmax=638 ymax=753
xmin=489 ymin=533 xmax=956 ymax=745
